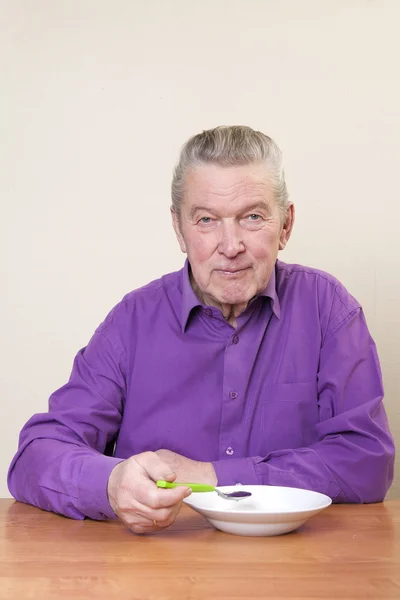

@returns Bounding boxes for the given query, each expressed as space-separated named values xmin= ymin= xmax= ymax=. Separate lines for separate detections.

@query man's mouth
xmin=214 ymin=267 xmax=250 ymax=276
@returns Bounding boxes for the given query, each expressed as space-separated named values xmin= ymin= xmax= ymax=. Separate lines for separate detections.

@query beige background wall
xmin=1 ymin=0 xmax=399 ymax=498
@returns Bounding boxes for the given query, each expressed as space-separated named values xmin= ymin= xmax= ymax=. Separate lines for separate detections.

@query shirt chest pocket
xmin=259 ymin=382 xmax=319 ymax=453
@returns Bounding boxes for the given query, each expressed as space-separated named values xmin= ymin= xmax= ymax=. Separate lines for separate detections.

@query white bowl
xmin=184 ymin=485 xmax=332 ymax=536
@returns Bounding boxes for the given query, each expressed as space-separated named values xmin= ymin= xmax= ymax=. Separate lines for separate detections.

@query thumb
xmin=137 ymin=451 xmax=177 ymax=483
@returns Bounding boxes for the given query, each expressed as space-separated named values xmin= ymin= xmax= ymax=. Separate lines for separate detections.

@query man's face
xmin=172 ymin=163 xmax=294 ymax=308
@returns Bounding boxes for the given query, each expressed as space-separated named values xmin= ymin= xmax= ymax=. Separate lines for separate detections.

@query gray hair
xmin=171 ymin=125 xmax=289 ymax=217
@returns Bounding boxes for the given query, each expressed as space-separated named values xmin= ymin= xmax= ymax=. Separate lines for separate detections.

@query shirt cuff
xmin=77 ymin=453 xmax=125 ymax=520
xmin=212 ymin=457 xmax=261 ymax=486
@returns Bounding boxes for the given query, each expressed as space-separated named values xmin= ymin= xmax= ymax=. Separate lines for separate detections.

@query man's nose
xmin=217 ymin=220 xmax=245 ymax=258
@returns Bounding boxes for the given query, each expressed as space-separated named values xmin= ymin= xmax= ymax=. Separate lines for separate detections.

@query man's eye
xmin=248 ymin=214 xmax=261 ymax=221
xmin=199 ymin=217 xmax=212 ymax=224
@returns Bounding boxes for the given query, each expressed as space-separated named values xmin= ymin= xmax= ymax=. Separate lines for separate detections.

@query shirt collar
xmin=180 ymin=259 xmax=281 ymax=332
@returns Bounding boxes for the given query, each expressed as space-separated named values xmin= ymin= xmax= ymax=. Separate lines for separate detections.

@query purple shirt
xmin=8 ymin=260 xmax=395 ymax=520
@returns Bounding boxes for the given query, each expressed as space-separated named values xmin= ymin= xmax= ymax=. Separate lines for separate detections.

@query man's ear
xmin=171 ymin=208 xmax=187 ymax=253
xmin=279 ymin=203 xmax=295 ymax=250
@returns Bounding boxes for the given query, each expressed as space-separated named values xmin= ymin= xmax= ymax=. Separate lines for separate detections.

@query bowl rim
xmin=183 ymin=484 xmax=333 ymax=516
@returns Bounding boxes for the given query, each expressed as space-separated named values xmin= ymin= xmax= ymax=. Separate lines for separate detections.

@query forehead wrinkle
xmin=202 ymin=182 xmax=272 ymax=204
xmin=185 ymin=167 xmax=277 ymax=216
xmin=206 ymin=185 xmax=274 ymax=213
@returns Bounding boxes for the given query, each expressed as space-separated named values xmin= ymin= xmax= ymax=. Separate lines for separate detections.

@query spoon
xmin=156 ymin=480 xmax=252 ymax=501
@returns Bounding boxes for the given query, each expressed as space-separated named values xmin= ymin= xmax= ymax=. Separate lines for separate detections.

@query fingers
xmin=135 ymin=450 xmax=176 ymax=482
xmin=134 ymin=477 xmax=190 ymax=509
xmin=107 ymin=451 xmax=192 ymax=535
xmin=122 ymin=502 xmax=182 ymax=534
xmin=133 ymin=452 xmax=192 ymax=508
xmin=126 ymin=510 xmax=179 ymax=535
xmin=116 ymin=493 xmax=182 ymax=525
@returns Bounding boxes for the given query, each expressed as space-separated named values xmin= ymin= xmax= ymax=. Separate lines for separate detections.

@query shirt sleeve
xmin=213 ymin=307 xmax=395 ymax=503
xmin=7 ymin=324 xmax=126 ymax=520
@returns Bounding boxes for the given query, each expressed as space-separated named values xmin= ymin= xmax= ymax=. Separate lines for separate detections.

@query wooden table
xmin=1 ymin=499 xmax=399 ymax=599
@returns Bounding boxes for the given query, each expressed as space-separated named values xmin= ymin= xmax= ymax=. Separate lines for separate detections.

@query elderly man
xmin=8 ymin=126 xmax=394 ymax=534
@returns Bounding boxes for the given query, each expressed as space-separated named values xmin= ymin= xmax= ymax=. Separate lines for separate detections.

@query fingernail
xmin=185 ymin=488 xmax=192 ymax=497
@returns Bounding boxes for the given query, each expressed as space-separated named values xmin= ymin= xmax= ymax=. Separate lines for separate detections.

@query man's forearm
xmin=213 ymin=398 xmax=394 ymax=503
xmin=8 ymin=438 xmax=123 ymax=520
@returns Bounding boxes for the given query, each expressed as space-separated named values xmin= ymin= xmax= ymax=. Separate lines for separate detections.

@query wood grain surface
xmin=1 ymin=499 xmax=399 ymax=599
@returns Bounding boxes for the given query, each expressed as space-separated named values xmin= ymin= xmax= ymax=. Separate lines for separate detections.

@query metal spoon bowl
xmin=214 ymin=488 xmax=252 ymax=501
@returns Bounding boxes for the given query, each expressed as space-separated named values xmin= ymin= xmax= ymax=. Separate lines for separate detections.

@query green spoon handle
xmin=156 ymin=480 xmax=215 ymax=492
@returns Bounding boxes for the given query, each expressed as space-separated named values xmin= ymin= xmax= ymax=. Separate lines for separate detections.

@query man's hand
xmin=107 ymin=451 xmax=191 ymax=534
xmin=155 ymin=449 xmax=217 ymax=486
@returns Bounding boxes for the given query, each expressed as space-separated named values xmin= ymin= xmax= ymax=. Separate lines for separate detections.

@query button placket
xmin=219 ymin=327 xmax=244 ymax=460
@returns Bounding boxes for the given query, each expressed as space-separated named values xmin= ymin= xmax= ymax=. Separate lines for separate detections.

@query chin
xmin=217 ymin=289 xmax=253 ymax=306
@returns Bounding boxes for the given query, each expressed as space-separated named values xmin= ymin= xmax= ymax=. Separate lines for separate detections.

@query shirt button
xmin=229 ymin=391 xmax=238 ymax=399
xmin=226 ymin=447 xmax=234 ymax=456
xmin=205 ymin=308 xmax=212 ymax=317
xmin=232 ymin=334 xmax=239 ymax=345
